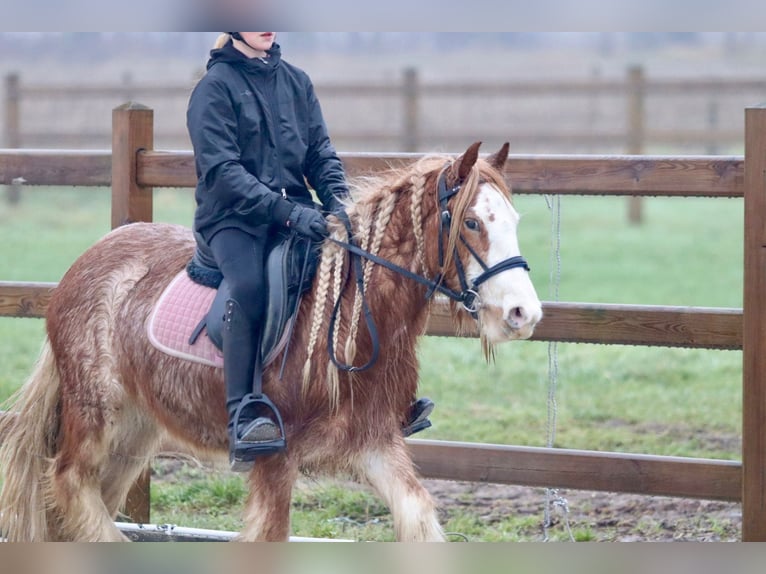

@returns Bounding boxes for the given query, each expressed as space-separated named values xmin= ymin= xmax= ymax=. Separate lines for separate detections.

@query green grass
xmin=417 ymin=339 xmax=740 ymax=459
xmin=148 ymin=466 xmax=248 ymax=532
xmin=0 ymin=186 xmax=745 ymax=540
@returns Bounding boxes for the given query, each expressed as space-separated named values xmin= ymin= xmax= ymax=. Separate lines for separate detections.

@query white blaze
xmin=467 ymin=183 xmax=542 ymax=341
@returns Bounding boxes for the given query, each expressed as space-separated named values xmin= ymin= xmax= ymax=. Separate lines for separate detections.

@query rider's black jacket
xmin=187 ymin=40 xmax=348 ymax=241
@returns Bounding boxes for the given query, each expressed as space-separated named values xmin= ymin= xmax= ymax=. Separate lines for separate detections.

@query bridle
xmin=433 ymin=165 xmax=530 ymax=318
xmin=326 ymin=164 xmax=530 ymax=372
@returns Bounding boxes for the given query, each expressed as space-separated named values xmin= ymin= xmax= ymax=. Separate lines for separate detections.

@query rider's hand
xmin=285 ymin=204 xmax=328 ymax=242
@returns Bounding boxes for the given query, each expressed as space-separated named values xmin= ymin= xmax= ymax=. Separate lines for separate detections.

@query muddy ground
xmin=152 ymin=458 xmax=741 ymax=542
xmin=421 ymin=479 xmax=741 ymax=542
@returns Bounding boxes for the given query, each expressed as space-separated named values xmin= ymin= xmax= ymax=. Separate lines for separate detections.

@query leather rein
xmin=326 ymin=166 xmax=530 ymax=373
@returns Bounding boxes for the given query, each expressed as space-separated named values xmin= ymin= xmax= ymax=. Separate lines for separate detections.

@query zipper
xmin=264 ymin=77 xmax=286 ymax=197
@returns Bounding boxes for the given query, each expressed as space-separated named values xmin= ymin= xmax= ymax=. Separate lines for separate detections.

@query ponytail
xmin=213 ymin=33 xmax=231 ymax=50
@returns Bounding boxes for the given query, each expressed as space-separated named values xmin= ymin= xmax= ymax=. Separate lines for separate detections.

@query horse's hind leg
xmin=237 ymin=456 xmax=299 ymax=541
xmin=48 ymin=397 xmax=155 ymax=541
xmin=356 ymin=442 xmax=445 ymax=541
xmin=49 ymin=429 xmax=128 ymax=540
xmin=99 ymin=404 xmax=161 ymax=520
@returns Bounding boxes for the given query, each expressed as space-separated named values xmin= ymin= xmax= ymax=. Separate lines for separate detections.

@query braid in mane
xmin=409 ymin=170 xmax=428 ymax=278
xmin=343 ymin=193 xmax=375 ymax=369
xmin=302 ymin=234 xmax=341 ymax=397
xmin=344 ymin=187 xmax=397 ymax=367
xmin=299 ymin=156 xmax=458 ymax=408
xmin=325 ymin=239 xmax=346 ymax=412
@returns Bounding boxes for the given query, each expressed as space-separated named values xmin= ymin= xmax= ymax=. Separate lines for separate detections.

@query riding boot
xmin=223 ymin=299 xmax=281 ymax=471
xmin=402 ymin=397 xmax=435 ymax=437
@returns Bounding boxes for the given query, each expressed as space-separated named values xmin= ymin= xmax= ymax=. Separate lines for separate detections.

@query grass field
xmin=0 ymin=184 xmax=744 ymax=540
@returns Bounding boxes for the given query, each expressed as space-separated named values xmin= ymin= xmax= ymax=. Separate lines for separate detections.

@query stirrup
xmin=402 ymin=397 xmax=435 ymax=437
xmin=230 ymin=393 xmax=286 ymax=471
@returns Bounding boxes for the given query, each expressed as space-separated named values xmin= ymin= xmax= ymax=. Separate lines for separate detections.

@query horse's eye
xmin=464 ymin=219 xmax=480 ymax=231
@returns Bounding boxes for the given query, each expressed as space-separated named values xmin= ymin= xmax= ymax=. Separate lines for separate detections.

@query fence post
xmin=626 ymin=65 xmax=645 ymax=224
xmin=111 ymin=102 xmax=153 ymax=524
xmin=111 ymin=102 xmax=153 ymax=228
xmin=742 ymin=103 xmax=766 ymax=541
xmin=4 ymin=73 xmax=21 ymax=205
xmin=402 ymin=67 xmax=419 ymax=152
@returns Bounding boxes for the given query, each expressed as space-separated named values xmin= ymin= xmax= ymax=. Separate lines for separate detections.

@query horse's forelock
xmin=440 ymin=158 xmax=513 ymax=300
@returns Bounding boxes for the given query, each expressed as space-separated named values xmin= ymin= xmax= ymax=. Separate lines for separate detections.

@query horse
xmin=0 ymin=142 xmax=542 ymax=541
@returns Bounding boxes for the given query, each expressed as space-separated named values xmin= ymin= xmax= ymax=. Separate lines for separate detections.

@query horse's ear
xmin=486 ymin=142 xmax=510 ymax=172
xmin=452 ymin=141 xmax=482 ymax=183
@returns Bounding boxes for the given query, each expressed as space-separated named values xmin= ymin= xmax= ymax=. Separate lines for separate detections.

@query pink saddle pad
xmin=147 ymin=271 xmax=223 ymax=368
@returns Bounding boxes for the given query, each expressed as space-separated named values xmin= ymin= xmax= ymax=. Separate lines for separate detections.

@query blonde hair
xmin=213 ymin=33 xmax=231 ymax=50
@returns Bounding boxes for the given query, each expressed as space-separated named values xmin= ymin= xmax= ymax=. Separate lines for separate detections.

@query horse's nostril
xmin=511 ymin=306 xmax=525 ymax=323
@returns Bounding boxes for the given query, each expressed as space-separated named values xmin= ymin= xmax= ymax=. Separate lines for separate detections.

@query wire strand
xmin=542 ymin=194 xmax=575 ymax=542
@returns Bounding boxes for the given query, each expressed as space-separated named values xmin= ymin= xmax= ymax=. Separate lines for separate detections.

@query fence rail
xmin=3 ymin=148 xmax=744 ymax=196
xmin=0 ymin=280 xmax=743 ymax=351
xmin=1 ymin=102 xmax=765 ymax=540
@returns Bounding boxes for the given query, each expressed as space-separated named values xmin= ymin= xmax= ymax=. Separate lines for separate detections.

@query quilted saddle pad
xmin=146 ymin=271 xmax=223 ymax=368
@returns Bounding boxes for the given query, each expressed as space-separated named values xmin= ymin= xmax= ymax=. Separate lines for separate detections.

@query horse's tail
xmin=0 ymin=338 xmax=60 ymax=541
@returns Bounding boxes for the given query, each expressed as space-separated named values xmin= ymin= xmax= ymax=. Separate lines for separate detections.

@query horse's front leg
xmin=357 ymin=440 xmax=445 ymax=541
xmin=237 ymin=455 xmax=299 ymax=541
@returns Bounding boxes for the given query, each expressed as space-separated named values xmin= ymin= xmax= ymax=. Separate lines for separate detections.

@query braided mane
xmin=302 ymin=154 xmax=511 ymax=408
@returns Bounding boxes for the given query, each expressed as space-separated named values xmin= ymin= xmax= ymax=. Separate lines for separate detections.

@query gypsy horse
xmin=0 ymin=142 xmax=542 ymax=541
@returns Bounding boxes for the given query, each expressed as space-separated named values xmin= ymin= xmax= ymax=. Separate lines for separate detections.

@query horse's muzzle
xmin=502 ymin=301 xmax=543 ymax=340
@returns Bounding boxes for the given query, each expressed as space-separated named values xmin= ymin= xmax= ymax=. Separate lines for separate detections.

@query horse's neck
xmin=340 ymin=173 xmax=445 ymax=324
xmin=374 ymin=244 xmax=431 ymax=320
xmin=361 ymin=189 xmax=436 ymax=322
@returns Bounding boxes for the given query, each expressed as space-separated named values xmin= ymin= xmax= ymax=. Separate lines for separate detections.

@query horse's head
xmin=435 ymin=142 xmax=542 ymax=345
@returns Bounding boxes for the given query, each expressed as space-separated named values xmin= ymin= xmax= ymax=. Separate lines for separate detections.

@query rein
xmin=326 ymin=167 xmax=530 ymax=373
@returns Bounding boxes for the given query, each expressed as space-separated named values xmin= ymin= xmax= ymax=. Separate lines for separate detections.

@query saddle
xmin=147 ymin=229 xmax=320 ymax=369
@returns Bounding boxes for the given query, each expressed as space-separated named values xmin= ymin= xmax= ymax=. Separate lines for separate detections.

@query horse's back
xmin=49 ymin=222 xmax=194 ymax=316
xmin=46 ymin=222 xmax=196 ymax=376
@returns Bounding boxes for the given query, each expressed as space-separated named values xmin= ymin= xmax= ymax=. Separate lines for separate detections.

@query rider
xmin=186 ymin=32 xmax=434 ymax=471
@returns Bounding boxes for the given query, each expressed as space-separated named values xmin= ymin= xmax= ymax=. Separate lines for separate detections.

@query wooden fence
xmin=1 ymin=102 xmax=765 ymax=541
xmin=5 ymin=67 xmax=766 ymax=154
xmin=6 ymin=65 xmax=764 ymax=223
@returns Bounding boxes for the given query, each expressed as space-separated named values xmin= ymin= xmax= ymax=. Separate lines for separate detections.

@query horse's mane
xmin=344 ymin=154 xmax=511 ymax=266
xmin=303 ymin=153 xmax=512 ymax=408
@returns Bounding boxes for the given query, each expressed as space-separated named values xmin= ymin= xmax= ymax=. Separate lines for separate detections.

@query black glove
xmin=285 ymin=204 xmax=328 ymax=242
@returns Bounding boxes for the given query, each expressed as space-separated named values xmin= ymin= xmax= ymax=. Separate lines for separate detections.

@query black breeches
xmin=208 ymin=227 xmax=267 ymax=327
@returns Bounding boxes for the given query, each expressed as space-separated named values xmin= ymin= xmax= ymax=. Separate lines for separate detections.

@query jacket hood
xmin=207 ymin=41 xmax=282 ymax=73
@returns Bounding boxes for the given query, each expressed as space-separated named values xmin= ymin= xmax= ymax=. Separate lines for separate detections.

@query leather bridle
xmin=433 ymin=165 xmax=530 ymax=318
xmin=327 ymin=165 xmax=530 ymax=372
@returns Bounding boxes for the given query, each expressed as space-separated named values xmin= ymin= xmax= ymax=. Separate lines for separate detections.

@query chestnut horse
xmin=0 ymin=142 xmax=541 ymax=541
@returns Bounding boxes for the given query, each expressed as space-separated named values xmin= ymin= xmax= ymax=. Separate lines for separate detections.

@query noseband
xmin=326 ymin=165 xmax=530 ymax=372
